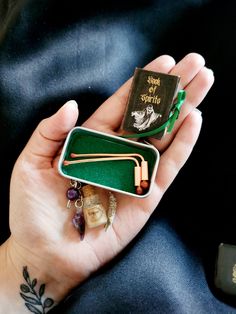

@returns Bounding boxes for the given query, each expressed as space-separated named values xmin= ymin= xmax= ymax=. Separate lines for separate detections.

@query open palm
xmin=8 ymin=54 xmax=214 ymax=300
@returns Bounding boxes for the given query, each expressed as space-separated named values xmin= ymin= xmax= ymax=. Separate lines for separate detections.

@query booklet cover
xmin=122 ymin=68 xmax=180 ymax=139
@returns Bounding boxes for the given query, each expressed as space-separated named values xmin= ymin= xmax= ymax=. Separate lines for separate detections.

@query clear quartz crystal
xmin=82 ymin=185 xmax=107 ymax=228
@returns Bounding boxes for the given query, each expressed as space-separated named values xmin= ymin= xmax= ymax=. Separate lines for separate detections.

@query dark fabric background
xmin=1 ymin=0 xmax=236 ymax=312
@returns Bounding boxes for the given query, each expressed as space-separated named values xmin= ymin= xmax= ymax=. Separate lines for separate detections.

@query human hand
xmin=0 ymin=53 xmax=214 ymax=313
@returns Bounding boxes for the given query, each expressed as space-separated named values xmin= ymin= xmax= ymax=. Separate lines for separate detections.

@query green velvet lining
xmin=60 ymin=128 xmax=158 ymax=195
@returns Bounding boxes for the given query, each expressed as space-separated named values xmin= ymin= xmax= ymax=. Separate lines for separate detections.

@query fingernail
xmin=206 ymin=67 xmax=214 ymax=76
xmin=65 ymin=100 xmax=78 ymax=109
xmin=194 ymin=108 xmax=202 ymax=115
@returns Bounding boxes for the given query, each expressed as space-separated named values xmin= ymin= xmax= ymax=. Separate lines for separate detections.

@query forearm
xmin=0 ymin=238 xmax=64 ymax=314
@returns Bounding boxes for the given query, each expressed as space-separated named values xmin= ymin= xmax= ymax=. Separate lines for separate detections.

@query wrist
xmin=0 ymin=240 xmax=28 ymax=313
xmin=0 ymin=237 xmax=70 ymax=313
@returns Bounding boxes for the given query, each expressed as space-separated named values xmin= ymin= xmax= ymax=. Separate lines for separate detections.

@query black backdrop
xmin=1 ymin=0 xmax=236 ymax=311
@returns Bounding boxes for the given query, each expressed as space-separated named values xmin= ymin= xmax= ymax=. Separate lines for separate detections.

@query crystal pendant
xmin=72 ymin=212 xmax=85 ymax=241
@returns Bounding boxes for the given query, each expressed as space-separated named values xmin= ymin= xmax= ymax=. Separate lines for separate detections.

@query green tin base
xmin=58 ymin=127 xmax=159 ymax=198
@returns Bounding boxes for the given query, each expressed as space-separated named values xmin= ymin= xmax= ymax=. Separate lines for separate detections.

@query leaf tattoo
xmin=20 ymin=266 xmax=54 ymax=314
xmin=39 ymin=284 xmax=45 ymax=298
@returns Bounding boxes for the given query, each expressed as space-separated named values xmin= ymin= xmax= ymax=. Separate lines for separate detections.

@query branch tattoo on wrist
xmin=20 ymin=266 xmax=54 ymax=314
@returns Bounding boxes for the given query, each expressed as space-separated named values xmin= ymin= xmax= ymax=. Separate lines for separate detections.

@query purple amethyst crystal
xmin=66 ymin=188 xmax=81 ymax=201
xmin=72 ymin=212 xmax=85 ymax=240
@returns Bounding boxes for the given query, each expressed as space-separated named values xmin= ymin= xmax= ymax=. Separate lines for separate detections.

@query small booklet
xmin=122 ymin=68 xmax=180 ymax=139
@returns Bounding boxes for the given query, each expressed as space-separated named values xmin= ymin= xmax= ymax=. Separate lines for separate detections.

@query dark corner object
xmin=215 ymin=243 xmax=236 ymax=301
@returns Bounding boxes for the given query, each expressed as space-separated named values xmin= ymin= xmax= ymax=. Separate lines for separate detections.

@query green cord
xmin=121 ymin=90 xmax=186 ymax=139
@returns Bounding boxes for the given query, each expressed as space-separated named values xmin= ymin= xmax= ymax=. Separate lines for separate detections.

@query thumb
xmin=21 ymin=100 xmax=78 ymax=167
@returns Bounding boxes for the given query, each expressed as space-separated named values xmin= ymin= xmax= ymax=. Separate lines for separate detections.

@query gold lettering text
xmin=147 ymin=76 xmax=161 ymax=86
xmin=232 ymin=264 xmax=236 ymax=284
xmin=140 ymin=94 xmax=161 ymax=105
xmin=148 ymin=85 xmax=157 ymax=94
